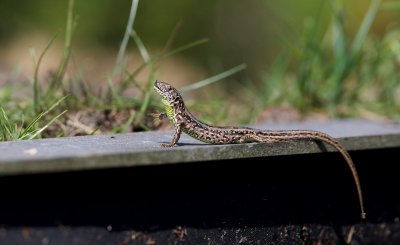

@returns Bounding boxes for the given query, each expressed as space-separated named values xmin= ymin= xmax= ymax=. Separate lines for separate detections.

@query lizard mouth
xmin=154 ymin=80 xmax=170 ymax=98
xmin=153 ymin=80 xmax=164 ymax=94
xmin=154 ymin=80 xmax=166 ymax=90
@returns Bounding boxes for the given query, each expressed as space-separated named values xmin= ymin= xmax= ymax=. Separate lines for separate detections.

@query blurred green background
xmin=0 ymin=0 xmax=400 ymax=138
xmin=1 ymin=0 xmax=398 ymax=81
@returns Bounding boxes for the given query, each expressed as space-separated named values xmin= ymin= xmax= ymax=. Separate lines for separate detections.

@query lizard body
xmin=153 ymin=80 xmax=366 ymax=220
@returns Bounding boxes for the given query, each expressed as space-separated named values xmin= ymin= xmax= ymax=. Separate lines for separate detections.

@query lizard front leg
xmin=150 ymin=112 xmax=168 ymax=125
xmin=161 ymin=124 xmax=182 ymax=147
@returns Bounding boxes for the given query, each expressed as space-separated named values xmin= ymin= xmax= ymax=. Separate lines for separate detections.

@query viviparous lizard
xmin=153 ymin=79 xmax=366 ymax=220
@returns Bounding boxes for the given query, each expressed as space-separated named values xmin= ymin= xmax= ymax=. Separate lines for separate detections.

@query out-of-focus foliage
xmin=251 ymin=0 xmax=400 ymax=119
xmin=0 ymin=0 xmax=399 ymax=136
xmin=2 ymin=0 xmax=397 ymax=73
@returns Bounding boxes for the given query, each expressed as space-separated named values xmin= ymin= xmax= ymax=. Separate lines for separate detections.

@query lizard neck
xmin=162 ymin=99 xmax=176 ymax=124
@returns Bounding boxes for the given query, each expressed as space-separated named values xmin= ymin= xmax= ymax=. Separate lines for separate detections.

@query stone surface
xmin=0 ymin=119 xmax=399 ymax=175
xmin=1 ymin=120 xmax=400 ymax=244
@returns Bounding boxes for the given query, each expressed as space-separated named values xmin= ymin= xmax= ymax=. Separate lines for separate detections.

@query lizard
xmin=153 ymin=79 xmax=366 ymax=220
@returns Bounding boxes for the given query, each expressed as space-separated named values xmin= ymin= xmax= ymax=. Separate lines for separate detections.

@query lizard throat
xmin=162 ymin=99 xmax=175 ymax=124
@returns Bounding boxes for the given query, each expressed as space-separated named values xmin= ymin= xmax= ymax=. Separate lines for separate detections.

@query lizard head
xmin=154 ymin=80 xmax=182 ymax=105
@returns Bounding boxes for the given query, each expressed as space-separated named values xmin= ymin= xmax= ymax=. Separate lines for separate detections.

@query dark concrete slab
xmin=1 ymin=119 xmax=400 ymax=244
xmin=0 ymin=119 xmax=399 ymax=175
xmin=0 ymin=147 xmax=399 ymax=244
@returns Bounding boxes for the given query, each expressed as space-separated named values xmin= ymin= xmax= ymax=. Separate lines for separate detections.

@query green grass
xmin=1 ymin=0 xmax=399 ymax=142
xmin=0 ymin=97 xmax=67 ymax=141
xmin=0 ymin=0 xmax=245 ymax=140
xmin=254 ymin=0 xmax=400 ymax=119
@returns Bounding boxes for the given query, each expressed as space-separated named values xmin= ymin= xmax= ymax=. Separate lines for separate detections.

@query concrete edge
xmin=0 ymin=133 xmax=399 ymax=176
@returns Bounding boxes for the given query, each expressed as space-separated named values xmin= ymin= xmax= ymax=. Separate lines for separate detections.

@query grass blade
xmin=21 ymin=96 xmax=67 ymax=138
xmin=161 ymin=38 xmax=208 ymax=59
xmin=331 ymin=0 xmax=346 ymax=62
xmin=180 ymin=63 xmax=247 ymax=93
xmin=33 ymin=34 xmax=58 ymax=113
xmin=114 ymin=0 xmax=139 ymax=75
xmin=161 ymin=20 xmax=183 ymax=54
xmin=0 ymin=106 xmax=12 ymax=141
xmin=130 ymin=29 xmax=151 ymax=63
xmin=28 ymin=110 xmax=67 ymax=140
xmin=120 ymin=38 xmax=209 ymax=92
xmin=49 ymin=0 xmax=78 ymax=91
xmin=351 ymin=0 xmax=381 ymax=54
xmin=133 ymin=65 xmax=156 ymax=125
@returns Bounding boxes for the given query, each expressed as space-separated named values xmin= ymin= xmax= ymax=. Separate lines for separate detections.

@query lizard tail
xmin=257 ymin=130 xmax=366 ymax=219
xmin=307 ymin=131 xmax=366 ymax=220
